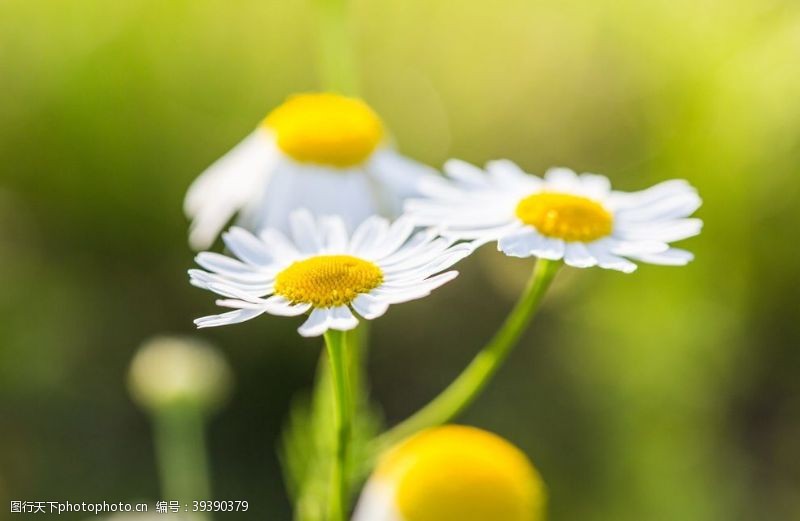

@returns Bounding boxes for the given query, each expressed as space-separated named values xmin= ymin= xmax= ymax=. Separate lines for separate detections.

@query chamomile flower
xmin=184 ymin=93 xmax=437 ymax=250
xmin=353 ymin=425 xmax=546 ymax=521
xmin=189 ymin=210 xmax=472 ymax=337
xmin=406 ymin=160 xmax=703 ymax=273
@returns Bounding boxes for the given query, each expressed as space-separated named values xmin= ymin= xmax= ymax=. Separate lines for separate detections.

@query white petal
xmin=384 ymin=243 xmax=472 ymax=281
xmin=605 ymin=238 xmax=669 ymax=256
xmin=439 ymin=221 xmax=522 ymax=243
xmin=615 ymin=191 xmax=702 ymax=222
xmin=298 ymin=308 xmax=332 ymax=337
xmin=585 ymin=242 xmax=637 ymax=273
xmin=245 ymin=161 xmax=378 ymax=234
xmin=610 ymin=179 xmax=695 ymax=209
xmin=214 ymin=299 xmax=266 ymax=310
xmin=378 ymin=229 xmax=441 ymax=267
xmin=444 ymin=159 xmax=489 ymax=186
xmin=577 ymin=173 xmax=611 ymax=198
xmin=628 ymin=247 xmax=695 ymax=266
xmin=369 ymin=217 xmax=416 ymax=260
xmin=486 ymin=159 xmax=541 ymax=189
xmin=497 ymin=230 xmax=542 ymax=258
xmin=543 ymin=167 xmax=580 ymax=191
xmin=289 ymin=208 xmax=324 ymax=253
xmin=222 ymin=227 xmax=273 ymax=266
xmin=194 ymin=307 xmax=266 ymax=328
xmin=204 ymin=280 xmax=270 ymax=302
xmin=189 ymin=268 xmax=273 ymax=293
xmin=263 ymin=295 xmax=312 ymax=316
xmin=194 ymin=252 xmax=261 ymax=277
xmin=258 ymin=228 xmax=301 ymax=263
xmin=352 ymin=482 xmax=403 ymax=521
xmin=368 ymin=148 xmax=440 ymax=212
xmin=320 ymin=215 xmax=350 ymax=252
xmin=328 ymin=306 xmax=359 ymax=331
xmin=351 ymin=294 xmax=390 ymax=320
xmin=564 ymin=242 xmax=597 ymax=268
xmin=350 ymin=216 xmax=390 ymax=255
xmin=381 ymin=237 xmax=453 ymax=272
xmin=185 ymin=130 xmax=277 ymax=250
xmin=616 ymin=218 xmax=703 ymax=243
xmin=531 ymin=236 xmax=565 ymax=260
xmin=375 ymin=271 xmax=459 ymax=303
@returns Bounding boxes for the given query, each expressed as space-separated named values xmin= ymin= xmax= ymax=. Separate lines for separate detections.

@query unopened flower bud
xmin=128 ymin=336 xmax=232 ymax=413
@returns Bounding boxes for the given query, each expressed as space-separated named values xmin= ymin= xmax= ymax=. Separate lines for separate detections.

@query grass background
xmin=1 ymin=0 xmax=799 ymax=519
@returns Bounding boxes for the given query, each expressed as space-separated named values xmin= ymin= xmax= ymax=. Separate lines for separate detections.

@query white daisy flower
xmin=406 ymin=160 xmax=703 ymax=273
xmin=189 ymin=210 xmax=472 ymax=337
xmin=353 ymin=425 xmax=546 ymax=521
xmin=184 ymin=92 xmax=437 ymax=250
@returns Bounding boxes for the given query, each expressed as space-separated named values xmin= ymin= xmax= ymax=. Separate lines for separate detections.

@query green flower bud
xmin=128 ymin=336 xmax=232 ymax=413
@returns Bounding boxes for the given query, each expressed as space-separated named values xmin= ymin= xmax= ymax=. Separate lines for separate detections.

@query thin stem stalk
xmin=315 ymin=0 xmax=358 ymax=94
xmin=153 ymin=403 xmax=212 ymax=519
xmin=324 ymin=329 xmax=352 ymax=521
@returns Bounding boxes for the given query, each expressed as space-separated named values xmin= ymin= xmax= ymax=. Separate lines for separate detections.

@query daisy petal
xmin=577 ymin=173 xmax=611 ymax=198
xmin=184 ymin=131 xmax=277 ymax=250
xmin=543 ymin=167 xmax=580 ymax=190
xmin=263 ymin=295 xmax=312 ymax=316
xmin=628 ymin=248 xmax=694 ymax=266
xmin=497 ymin=230 xmax=542 ymax=258
xmin=586 ymin=242 xmax=637 ymax=273
xmin=195 ymin=307 xmax=266 ymax=328
xmin=444 ymin=159 xmax=489 ymax=186
xmin=223 ymin=227 xmax=273 ymax=266
xmin=531 ymin=237 xmax=565 ymax=260
xmin=564 ymin=242 xmax=597 ymax=268
xmin=289 ymin=208 xmax=325 ymax=253
xmin=298 ymin=308 xmax=332 ymax=337
xmin=258 ymin=228 xmax=300 ymax=262
xmin=350 ymin=216 xmax=390 ymax=255
xmin=616 ymin=218 xmax=703 ymax=242
xmin=352 ymin=294 xmax=390 ymax=320
xmin=486 ymin=159 xmax=540 ymax=189
xmin=329 ymin=306 xmax=359 ymax=331
xmin=320 ymin=215 xmax=349 ymax=252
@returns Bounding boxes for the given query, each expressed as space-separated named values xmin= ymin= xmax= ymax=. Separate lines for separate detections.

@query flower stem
xmin=324 ymin=329 xmax=352 ymax=521
xmin=153 ymin=403 xmax=212 ymax=519
xmin=315 ymin=0 xmax=358 ymax=94
xmin=375 ymin=259 xmax=561 ymax=451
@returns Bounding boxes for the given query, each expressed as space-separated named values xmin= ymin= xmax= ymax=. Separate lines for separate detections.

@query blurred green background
xmin=1 ymin=0 xmax=799 ymax=519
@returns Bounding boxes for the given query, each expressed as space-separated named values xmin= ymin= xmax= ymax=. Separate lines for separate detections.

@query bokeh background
xmin=1 ymin=0 xmax=799 ymax=519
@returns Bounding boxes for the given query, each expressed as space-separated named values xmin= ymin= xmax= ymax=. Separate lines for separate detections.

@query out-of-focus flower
xmin=189 ymin=209 xmax=472 ymax=337
xmin=406 ymin=160 xmax=703 ymax=273
xmin=184 ymin=93 xmax=437 ymax=250
xmin=353 ymin=425 xmax=546 ymax=521
xmin=128 ymin=336 xmax=233 ymax=413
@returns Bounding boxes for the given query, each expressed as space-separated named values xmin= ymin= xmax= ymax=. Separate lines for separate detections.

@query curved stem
xmin=324 ymin=329 xmax=352 ymax=521
xmin=315 ymin=0 xmax=358 ymax=94
xmin=375 ymin=259 xmax=561 ymax=451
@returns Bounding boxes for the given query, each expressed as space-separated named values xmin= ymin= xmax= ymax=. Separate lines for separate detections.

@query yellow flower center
xmin=262 ymin=93 xmax=384 ymax=167
xmin=376 ymin=426 xmax=546 ymax=521
xmin=274 ymin=255 xmax=383 ymax=308
xmin=515 ymin=192 xmax=613 ymax=242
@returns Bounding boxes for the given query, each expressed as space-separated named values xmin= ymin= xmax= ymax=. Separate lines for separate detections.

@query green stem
xmin=375 ymin=259 xmax=561 ymax=451
xmin=153 ymin=403 xmax=212 ymax=519
xmin=324 ymin=329 xmax=352 ymax=521
xmin=315 ymin=0 xmax=358 ymax=94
